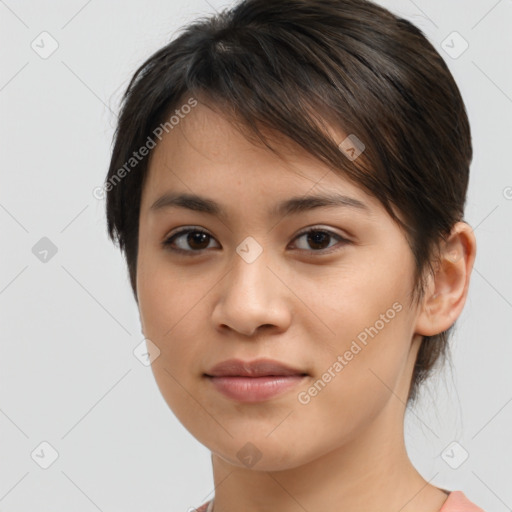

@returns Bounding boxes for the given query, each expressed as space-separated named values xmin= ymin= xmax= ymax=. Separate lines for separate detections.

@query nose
xmin=211 ymin=249 xmax=292 ymax=337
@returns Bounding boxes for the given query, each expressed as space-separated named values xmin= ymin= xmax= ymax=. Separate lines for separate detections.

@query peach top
xmin=439 ymin=491 xmax=485 ymax=511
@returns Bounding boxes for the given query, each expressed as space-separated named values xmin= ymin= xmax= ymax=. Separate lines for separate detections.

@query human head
xmin=105 ymin=0 xmax=473 ymax=407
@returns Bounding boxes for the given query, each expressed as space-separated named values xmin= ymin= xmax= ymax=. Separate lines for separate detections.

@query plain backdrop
xmin=0 ymin=0 xmax=511 ymax=511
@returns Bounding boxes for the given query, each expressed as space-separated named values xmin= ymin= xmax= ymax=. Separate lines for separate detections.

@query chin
xmin=208 ymin=433 xmax=321 ymax=472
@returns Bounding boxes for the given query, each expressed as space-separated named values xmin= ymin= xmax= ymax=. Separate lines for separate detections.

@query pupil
xmin=189 ymin=232 xmax=209 ymax=249
xmin=308 ymin=231 xmax=329 ymax=250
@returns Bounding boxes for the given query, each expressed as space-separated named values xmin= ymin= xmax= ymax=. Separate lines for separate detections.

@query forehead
xmin=140 ymin=100 xmax=382 ymax=217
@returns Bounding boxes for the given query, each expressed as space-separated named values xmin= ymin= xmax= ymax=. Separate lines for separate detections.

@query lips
xmin=205 ymin=358 xmax=308 ymax=377
xmin=204 ymin=358 xmax=308 ymax=402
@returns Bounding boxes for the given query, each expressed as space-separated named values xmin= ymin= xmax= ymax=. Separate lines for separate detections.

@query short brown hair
xmin=104 ymin=0 xmax=472 ymax=404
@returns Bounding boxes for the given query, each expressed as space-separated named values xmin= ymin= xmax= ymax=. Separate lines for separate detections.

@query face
xmin=136 ymin=99 xmax=425 ymax=471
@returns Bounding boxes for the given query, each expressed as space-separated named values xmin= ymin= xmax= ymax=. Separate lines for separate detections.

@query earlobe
xmin=415 ymin=221 xmax=477 ymax=337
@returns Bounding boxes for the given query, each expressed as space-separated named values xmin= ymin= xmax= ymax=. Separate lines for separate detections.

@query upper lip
xmin=205 ymin=358 xmax=307 ymax=377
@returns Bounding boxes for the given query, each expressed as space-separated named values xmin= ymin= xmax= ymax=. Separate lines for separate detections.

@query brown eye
xmin=162 ymin=226 xmax=350 ymax=257
xmin=291 ymin=228 xmax=350 ymax=254
xmin=163 ymin=229 xmax=218 ymax=254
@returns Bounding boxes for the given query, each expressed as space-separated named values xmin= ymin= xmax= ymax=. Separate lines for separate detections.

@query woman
xmin=104 ymin=0 xmax=484 ymax=510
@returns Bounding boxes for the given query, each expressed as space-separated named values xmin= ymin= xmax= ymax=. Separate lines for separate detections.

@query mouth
xmin=204 ymin=358 xmax=309 ymax=402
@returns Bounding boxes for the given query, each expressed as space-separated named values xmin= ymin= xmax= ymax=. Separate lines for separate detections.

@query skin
xmin=136 ymin=98 xmax=477 ymax=512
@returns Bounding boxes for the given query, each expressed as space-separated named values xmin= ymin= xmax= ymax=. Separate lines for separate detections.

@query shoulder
xmin=440 ymin=491 xmax=486 ymax=512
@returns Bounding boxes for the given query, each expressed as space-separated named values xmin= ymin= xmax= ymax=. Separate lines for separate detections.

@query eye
xmin=289 ymin=227 xmax=350 ymax=254
xmin=162 ymin=228 xmax=219 ymax=255
xmin=162 ymin=226 xmax=351 ymax=256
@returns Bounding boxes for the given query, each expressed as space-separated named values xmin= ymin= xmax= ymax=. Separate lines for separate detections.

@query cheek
xmin=137 ymin=264 xmax=210 ymax=420
xmin=136 ymin=256 xmax=205 ymax=369
xmin=289 ymin=311 xmax=412 ymax=460
xmin=302 ymin=264 xmax=413 ymax=408
xmin=305 ymin=260 xmax=411 ymax=347
xmin=138 ymin=250 xmax=194 ymax=332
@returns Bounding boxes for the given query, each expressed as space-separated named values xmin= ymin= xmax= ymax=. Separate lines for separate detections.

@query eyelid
xmin=292 ymin=225 xmax=352 ymax=243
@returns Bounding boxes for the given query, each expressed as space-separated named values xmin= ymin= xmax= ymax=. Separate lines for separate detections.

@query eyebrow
xmin=149 ymin=191 xmax=371 ymax=219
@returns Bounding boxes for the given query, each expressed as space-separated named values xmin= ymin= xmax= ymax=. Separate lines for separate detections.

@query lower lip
xmin=206 ymin=375 xmax=307 ymax=402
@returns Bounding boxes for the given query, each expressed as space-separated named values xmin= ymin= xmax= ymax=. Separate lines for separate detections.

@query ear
xmin=415 ymin=221 xmax=477 ymax=336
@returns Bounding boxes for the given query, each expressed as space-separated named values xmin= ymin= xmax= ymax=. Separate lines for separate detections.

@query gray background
xmin=0 ymin=0 xmax=511 ymax=511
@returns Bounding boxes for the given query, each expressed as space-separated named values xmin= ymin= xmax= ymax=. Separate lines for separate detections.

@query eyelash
xmin=162 ymin=226 xmax=351 ymax=256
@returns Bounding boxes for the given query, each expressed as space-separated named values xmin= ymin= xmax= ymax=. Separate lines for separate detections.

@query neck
xmin=209 ymin=396 xmax=449 ymax=512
